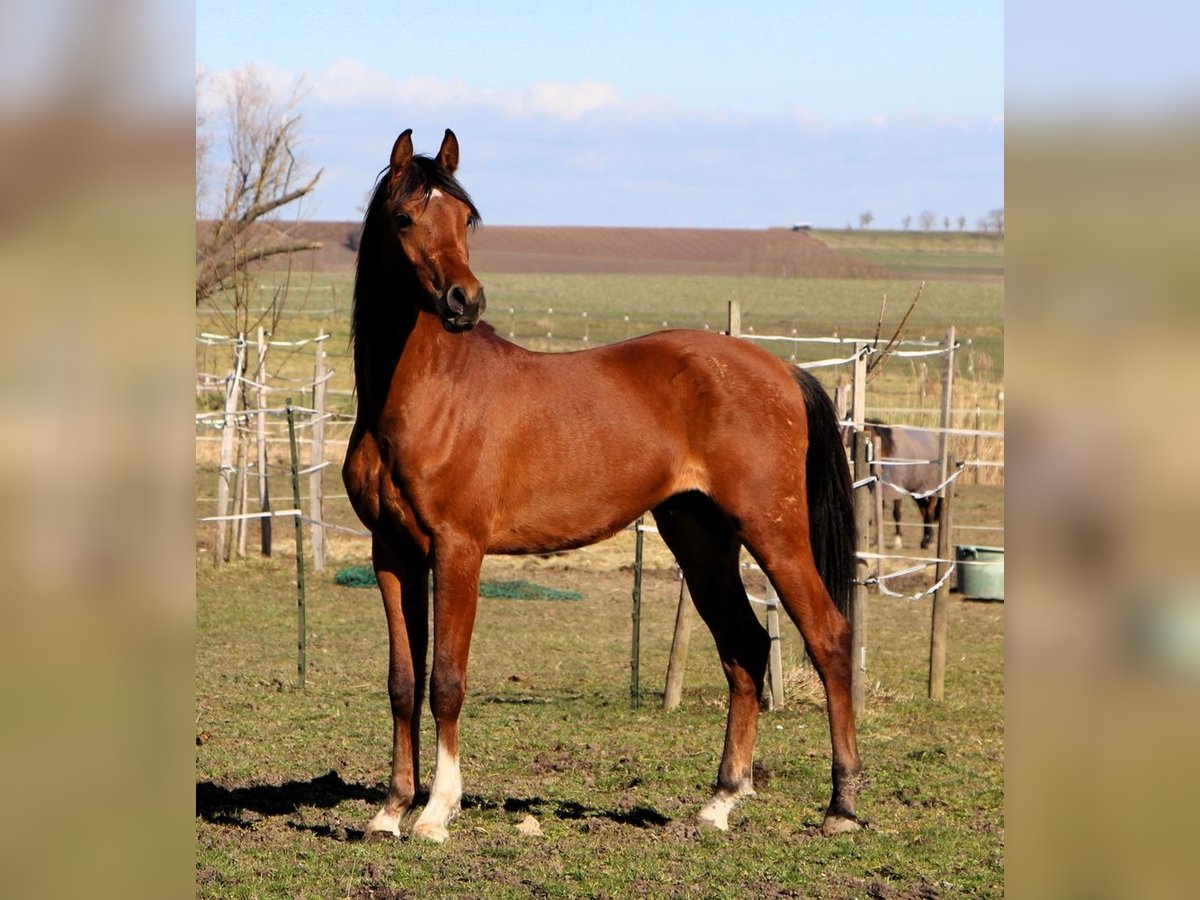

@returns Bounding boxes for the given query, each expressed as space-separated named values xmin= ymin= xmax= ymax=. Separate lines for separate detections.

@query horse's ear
xmin=390 ymin=129 xmax=414 ymax=183
xmin=437 ymin=129 xmax=459 ymax=175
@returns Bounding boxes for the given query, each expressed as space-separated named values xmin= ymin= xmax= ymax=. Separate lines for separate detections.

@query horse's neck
xmin=396 ymin=311 xmax=478 ymax=375
xmin=376 ymin=309 xmax=509 ymax=410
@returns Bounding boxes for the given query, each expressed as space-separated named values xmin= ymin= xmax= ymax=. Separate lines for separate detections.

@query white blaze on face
xmin=429 ymin=188 xmax=444 ymax=200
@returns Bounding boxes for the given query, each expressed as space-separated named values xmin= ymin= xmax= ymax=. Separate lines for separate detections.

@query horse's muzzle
xmin=437 ymin=283 xmax=486 ymax=332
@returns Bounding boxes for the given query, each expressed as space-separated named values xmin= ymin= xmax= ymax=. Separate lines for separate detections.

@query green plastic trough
xmin=955 ymin=545 xmax=1005 ymax=600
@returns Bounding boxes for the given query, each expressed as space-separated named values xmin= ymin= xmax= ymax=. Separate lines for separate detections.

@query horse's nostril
xmin=447 ymin=285 xmax=468 ymax=314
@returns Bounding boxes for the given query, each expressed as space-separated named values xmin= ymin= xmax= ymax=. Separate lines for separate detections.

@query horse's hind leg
xmin=653 ymin=493 xmax=769 ymax=831
xmin=927 ymin=496 xmax=942 ymax=549
xmin=741 ymin=528 xmax=863 ymax=835
xmin=892 ymin=498 xmax=904 ymax=549
xmin=917 ymin=497 xmax=934 ymax=549
xmin=366 ymin=536 xmax=430 ymax=839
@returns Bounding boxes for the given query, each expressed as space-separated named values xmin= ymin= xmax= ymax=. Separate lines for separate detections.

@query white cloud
xmin=524 ymin=80 xmax=620 ymax=120
xmin=298 ymin=59 xmax=623 ymax=123
xmin=311 ymin=58 xmax=394 ymax=103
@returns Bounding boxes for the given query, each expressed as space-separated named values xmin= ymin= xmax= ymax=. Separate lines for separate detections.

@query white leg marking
xmin=365 ymin=805 xmax=404 ymax=837
xmin=892 ymin=534 xmax=903 ymax=549
xmin=696 ymin=779 xmax=756 ymax=831
xmin=413 ymin=737 xmax=461 ymax=843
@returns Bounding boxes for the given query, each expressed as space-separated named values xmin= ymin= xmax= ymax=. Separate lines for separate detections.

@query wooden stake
xmin=662 ymin=576 xmax=695 ymax=712
xmin=765 ymin=580 xmax=784 ymax=710
xmin=851 ymin=342 xmax=867 ymax=430
xmin=213 ymin=334 xmax=245 ymax=568
xmin=851 ymin=430 xmax=871 ymax=715
xmin=872 ymin=433 xmax=884 ymax=579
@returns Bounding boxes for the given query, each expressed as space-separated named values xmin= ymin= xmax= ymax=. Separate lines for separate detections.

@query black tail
xmin=793 ymin=367 xmax=856 ymax=618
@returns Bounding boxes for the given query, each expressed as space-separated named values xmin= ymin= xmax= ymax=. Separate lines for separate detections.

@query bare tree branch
xmin=195 ymin=66 xmax=322 ymax=316
xmin=866 ymin=281 xmax=925 ymax=384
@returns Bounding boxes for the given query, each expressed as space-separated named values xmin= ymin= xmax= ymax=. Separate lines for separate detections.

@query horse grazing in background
xmin=342 ymin=128 xmax=862 ymax=843
xmin=862 ymin=418 xmax=942 ymax=550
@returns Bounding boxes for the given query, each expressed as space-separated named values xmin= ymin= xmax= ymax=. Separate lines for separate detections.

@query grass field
xmin=812 ymin=230 xmax=1004 ymax=280
xmin=197 ymin=543 xmax=1004 ymax=898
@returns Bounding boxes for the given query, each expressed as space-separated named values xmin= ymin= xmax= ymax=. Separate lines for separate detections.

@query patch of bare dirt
xmin=216 ymin=221 xmax=891 ymax=278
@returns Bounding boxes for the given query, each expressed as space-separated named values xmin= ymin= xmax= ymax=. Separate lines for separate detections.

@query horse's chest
xmin=343 ymin=430 xmax=426 ymax=541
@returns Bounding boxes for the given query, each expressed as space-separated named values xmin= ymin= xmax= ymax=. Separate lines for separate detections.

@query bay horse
xmin=342 ymin=128 xmax=862 ymax=843
xmin=862 ymin=418 xmax=942 ymax=550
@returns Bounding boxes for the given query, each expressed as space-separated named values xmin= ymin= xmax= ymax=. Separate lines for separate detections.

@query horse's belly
xmin=486 ymin=462 xmax=677 ymax=555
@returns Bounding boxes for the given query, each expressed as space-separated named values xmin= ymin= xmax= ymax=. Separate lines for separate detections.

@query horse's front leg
xmin=365 ymin=537 xmax=430 ymax=839
xmin=412 ymin=537 xmax=483 ymax=843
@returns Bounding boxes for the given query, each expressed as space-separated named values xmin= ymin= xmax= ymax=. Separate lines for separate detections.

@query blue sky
xmin=197 ymin=1 xmax=1003 ymax=228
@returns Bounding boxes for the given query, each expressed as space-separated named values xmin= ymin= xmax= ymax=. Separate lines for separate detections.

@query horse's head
xmin=379 ymin=128 xmax=485 ymax=332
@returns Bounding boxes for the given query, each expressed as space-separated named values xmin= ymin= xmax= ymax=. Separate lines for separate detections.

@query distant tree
xmin=957 ymin=215 xmax=967 ymax=231
xmin=942 ymin=216 xmax=950 ymax=231
xmin=902 ymin=215 xmax=912 ymax=231
xmin=858 ymin=210 xmax=874 ymax=229
xmin=919 ymin=210 xmax=937 ymax=232
xmin=196 ymin=65 xmax=324 ymax=321
xmin=977 ymin=215 xmax=989 ymax=232
xmin=986 ymin=207 xmax=1005 ymax=235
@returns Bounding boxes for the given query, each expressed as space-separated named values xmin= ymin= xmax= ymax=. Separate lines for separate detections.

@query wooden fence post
xmin=872 ymin=432 xmax=884 ymax=579
xmin=235 ymin=411 xmax=250 ymax=558
xmin=213 ymin=334 xmax=246 ymax=568
xmin=662 ymin=575 xmax=694 ymax=712
xmin=928 ymin=327 xmax=957 ymax=701
xmin=765 ymin=580 xmax=784 ymax=709
xmin=851 ymin=430 xmax=871 ymax=715
xmin=309 ymin=344 xmax=327 ymax=571
xmin=834 ymin=384 xmax=848 ymax=425
xmin=851 ymin=342 xmax=866 ymax=430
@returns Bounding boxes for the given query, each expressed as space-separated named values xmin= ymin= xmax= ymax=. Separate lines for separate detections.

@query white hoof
xmin=412 ymin=797 xmax=459 ymax=844
xmin=891 ymin=535 xmax=903 ymax=550
xmin=696 ymin=785 xmax=755 ymax=832
xmin=364 ymin=807 xmax=403 ymax=840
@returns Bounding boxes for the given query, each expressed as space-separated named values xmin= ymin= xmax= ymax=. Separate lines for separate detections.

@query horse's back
xmin=886 ymin=426 xmax=940 ymax=493
xmin=476 ymin=328 xmax=812 ymax=552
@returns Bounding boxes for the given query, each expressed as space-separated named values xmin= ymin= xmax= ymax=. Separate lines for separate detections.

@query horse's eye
xmin=395 ymin=212 xmax=413 ymax=228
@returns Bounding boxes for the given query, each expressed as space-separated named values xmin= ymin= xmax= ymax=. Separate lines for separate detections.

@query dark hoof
xmin=820 ymin=813 xmax=862 ymax=836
